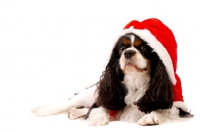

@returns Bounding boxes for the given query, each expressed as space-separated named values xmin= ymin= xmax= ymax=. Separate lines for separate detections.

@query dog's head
xmin=119 ymin=33 xmax=153 ymax=73
xmin=96 ymin=33 xmax=173 ymax=113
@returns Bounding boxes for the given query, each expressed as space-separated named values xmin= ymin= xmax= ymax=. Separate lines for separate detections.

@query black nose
xmin=124 ymin=50 xmax=136 ymax=59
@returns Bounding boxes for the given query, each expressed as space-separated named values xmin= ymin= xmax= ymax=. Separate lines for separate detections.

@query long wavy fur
xmin=95 ymin=34 xmax=173 ymax=113
xmin=95 ymin=42 xmax=127 ymax=111
xmin=134 ymin=53 xmax=174 ymax=113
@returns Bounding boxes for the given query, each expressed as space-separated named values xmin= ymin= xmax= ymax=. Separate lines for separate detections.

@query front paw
xmin=87 ymin=108 xmax=109 ymax=126
xmin=137 ymin=114 xmax=159 ymax=126
xmin=31 ymin=106 xmax=55 ymax=117
xmin=67 ymin=107 xmax=89 ymax=120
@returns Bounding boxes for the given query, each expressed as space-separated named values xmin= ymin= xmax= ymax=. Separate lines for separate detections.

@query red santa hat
xmin=110 ymin=18 xmax=188 ymax=117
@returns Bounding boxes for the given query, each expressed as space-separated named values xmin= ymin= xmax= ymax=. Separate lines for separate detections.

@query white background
xmin=0 ymin=0 xmax=200 ymax=131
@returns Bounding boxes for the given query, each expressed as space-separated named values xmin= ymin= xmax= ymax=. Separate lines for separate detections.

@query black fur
xmin=134 ymin=54 xmax=174 ymax=113
xmin=95 ymin=36 xmax=128 ymax=110
xmin=178 ymin=108 xmax=194 ymax=118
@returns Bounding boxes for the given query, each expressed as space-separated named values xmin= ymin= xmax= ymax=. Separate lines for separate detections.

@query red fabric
xmin=174 ymin=74 xmax=184 ymax=101
xmin=110 ymin=110 xmax=118 ymax=117
xmin=124 ymin=18 xmax=177 ymax=71
xmin=123 ymin=18 xmax=184 ymax=102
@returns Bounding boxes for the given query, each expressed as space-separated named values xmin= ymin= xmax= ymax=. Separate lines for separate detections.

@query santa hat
xmin=110 ymin=18 xmax=188 ymax=116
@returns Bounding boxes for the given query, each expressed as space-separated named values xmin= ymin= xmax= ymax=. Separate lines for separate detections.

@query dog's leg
xmin=31 ymin=86 xmax=96 ymax=117
xmin=137 ymin=109 xmax=170 ymax=125
xmin=137 ymin=106 xmax=193 ymax=126
xmin=68 ymin=107 xmax=89 ymax=120
xmin=87 ymin=107 xmax=110 ymax=126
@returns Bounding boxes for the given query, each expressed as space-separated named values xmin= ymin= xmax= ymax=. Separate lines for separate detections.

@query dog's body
xmin=32 ymin=32 xmax=193 ymax=126
xmin=31 ymin=86 xmax=182 ymax=126
xmin=31 ymin=82 xmax=189 ymax=126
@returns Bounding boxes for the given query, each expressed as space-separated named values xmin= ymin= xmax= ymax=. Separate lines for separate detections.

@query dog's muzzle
xmin=124 ymin=50 xmax=136 ymax=59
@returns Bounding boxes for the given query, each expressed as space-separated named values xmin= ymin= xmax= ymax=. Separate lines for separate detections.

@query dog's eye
xmin=140 ymin=45 xmax=147 ymax=51
xmin=120 ymin=45 xmax=126 ymax=51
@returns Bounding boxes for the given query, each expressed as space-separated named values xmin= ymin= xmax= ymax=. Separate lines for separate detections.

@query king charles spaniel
xmin=31 ymin=33 xmax=193 ymax=126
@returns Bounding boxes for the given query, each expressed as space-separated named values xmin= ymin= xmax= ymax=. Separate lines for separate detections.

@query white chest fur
xmin=118 ymin=71 xmax=150 ymax=122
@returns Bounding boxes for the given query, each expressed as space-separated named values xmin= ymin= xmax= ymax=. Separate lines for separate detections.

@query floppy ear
xmin=95 ymin=44 xmax=127 ymax=111
xmin=134 ymin=54 xmax=173 ymax=113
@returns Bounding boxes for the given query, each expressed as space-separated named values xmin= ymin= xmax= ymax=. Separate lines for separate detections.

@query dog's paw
xmin=68 ymin=107 xmax=88 ymax=120
xmin=137 ymin=114 xmax=159 ymax=126
xmin=87 ymin=108 xmax=109 ymax=126
xmin=31 ymin=106 xmax=56 ymax=117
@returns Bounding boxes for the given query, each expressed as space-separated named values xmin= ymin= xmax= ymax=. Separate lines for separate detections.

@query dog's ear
xmin=95 ymin=44 xmax=127 ymax=111
xmin=134 ymin=54 xmax=173 ymax=113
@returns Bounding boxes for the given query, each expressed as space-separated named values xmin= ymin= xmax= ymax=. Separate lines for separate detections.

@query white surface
xmin=0 ymin=0 xmax=200 ymax=131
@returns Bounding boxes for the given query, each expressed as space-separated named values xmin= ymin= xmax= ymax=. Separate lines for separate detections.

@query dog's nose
xmin=124 ymin=50 xmax=136 ymax=59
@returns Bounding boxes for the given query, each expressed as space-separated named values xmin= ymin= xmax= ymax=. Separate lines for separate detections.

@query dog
xmin=31 ymin=18 xmax=193 ymax=126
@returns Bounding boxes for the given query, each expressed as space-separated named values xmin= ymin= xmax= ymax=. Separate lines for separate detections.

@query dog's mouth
xmin=126 ymin=62 xmax=135 ymax=67
xmin=125 ymin=63 xmax=136 ymax=69
xmin=124 ymin=62 xmax=147 ymax=72
xmin=125 ymin=62 xmax=136 ymax=70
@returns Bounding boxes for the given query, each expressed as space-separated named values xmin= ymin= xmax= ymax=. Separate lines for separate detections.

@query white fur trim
xmin=117 ymin=28 xmax=176 ymax=84
xmin=173 ymin=101 xmax=188 ymax=111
